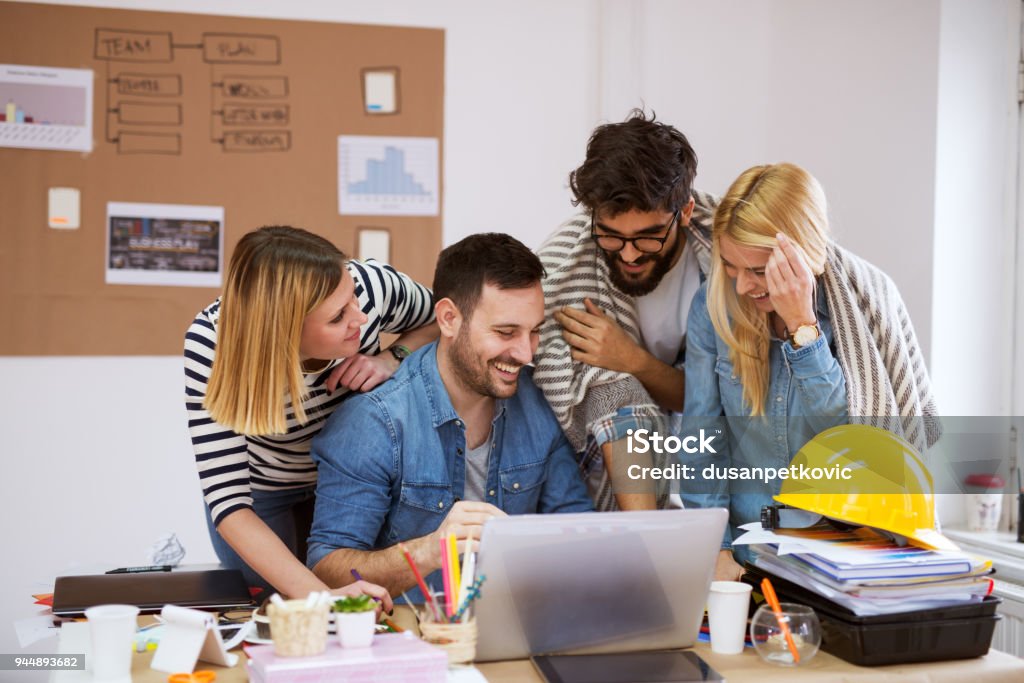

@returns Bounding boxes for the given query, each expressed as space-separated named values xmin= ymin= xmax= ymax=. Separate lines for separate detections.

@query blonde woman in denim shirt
xmin=682 ymin=162 xmax=939 ymax=581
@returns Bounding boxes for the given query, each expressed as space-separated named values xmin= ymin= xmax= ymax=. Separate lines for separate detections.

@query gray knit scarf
xmin=533 ymin=191 xmax=717 ymax=452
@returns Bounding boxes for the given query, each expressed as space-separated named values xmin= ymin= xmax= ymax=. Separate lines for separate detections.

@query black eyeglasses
xmin=590 ymin=209 xmax=679 ymax=254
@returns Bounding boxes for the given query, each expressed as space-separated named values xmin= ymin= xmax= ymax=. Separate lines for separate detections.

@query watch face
xmin=794 ymin=326 xmax=818 ymax=346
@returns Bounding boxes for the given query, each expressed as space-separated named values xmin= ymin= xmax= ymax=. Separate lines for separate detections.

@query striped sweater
xmin=821 ymin=244 xmax=941 ymax=450
xmin=183 ymin=259 xmax=434 ymax=527
xmin=533 ymin=191 xmax=718 ymax=453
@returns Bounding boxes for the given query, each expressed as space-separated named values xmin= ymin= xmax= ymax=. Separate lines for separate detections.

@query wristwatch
xmin=790 ymin=323 xmax=819 ymax=348
xmin=388 ymin=344 xmax=411 ymax=363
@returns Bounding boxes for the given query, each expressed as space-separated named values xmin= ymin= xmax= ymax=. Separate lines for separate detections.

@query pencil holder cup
xmin=750 ymin=602 xmax=820 ymax=666
xmin=267 ymin=599 xmax=330 ymax=657
xmin=419 ymin=618 xmax=477 ymax=664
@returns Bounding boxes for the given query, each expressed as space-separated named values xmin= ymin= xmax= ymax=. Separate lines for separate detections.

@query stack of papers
xmin=734 ymin=524 xmax=993 ymax=615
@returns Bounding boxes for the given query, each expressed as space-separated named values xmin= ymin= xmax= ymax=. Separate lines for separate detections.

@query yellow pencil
xmin=448 ymin=533 xmax=460 ymax=608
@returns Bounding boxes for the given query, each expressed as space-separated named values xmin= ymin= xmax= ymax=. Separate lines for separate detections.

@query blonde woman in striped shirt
xmin=184 ymin=225 xmax=435 ymax=600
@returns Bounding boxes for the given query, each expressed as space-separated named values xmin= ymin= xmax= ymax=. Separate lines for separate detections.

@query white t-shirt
xmin=635 ymin=240 xmax=701 ymax=366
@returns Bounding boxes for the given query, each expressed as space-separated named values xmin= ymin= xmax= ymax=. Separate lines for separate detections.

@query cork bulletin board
xmin=0 ymin=2 xmax=444 ymax=355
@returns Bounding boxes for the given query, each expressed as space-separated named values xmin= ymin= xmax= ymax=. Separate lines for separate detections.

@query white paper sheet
xmin=0 ymin=64 xmax=93 ymax=152
xmin=363 ymin=70 xmax=397 ymax=114
xmin=338 ymin=135 xmax=439 ymax=216
xmin=14 ymin=614 xmax=60 ymax=648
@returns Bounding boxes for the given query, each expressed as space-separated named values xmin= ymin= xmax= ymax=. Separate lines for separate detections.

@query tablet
xmin=531 ymin=651 xmax=725 ymax=683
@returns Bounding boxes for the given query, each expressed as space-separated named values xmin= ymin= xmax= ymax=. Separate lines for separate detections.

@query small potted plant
xmin=332 ymin=595 xmax=377 ymax=648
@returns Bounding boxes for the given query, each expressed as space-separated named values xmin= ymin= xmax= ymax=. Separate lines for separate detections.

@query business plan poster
xmin=106 ymin=202 xmax=223 ymax=287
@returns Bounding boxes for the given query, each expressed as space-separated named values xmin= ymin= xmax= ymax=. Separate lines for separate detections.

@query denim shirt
xmin=680 ymin=281 xmax=848 ymax=564
xmin=307 ymin=341 xmax=593 ymax=572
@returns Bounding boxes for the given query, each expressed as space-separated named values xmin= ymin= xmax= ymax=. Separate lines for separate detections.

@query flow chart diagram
xmin=94 ymin=28 xmax=291 ymax=155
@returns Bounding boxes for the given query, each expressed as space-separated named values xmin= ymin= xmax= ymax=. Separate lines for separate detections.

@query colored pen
xmin=105 ymin=565 xmax=172 ymax=574
xmin=381 ymin=617 xmax=404 ymax=633
xmin=761 ymin=577 xmax=800 ymax=664
xmin=350 ymin=568 xmax=382 ymax=604
xmin=400 ymin=590 xmax=424 ymax=622
xmin=398 ymin=542 xmax=442 ymax=621
xmin=1017 ymin=468 xmax=1024 ymax=543
xmin=457 ymin=533 xmax=476 ymax=614
xmin=440 ymin=536 xmax=452 ymax=617
xmin=448 ymin=533 xmax=460 ymax=609
xmin=451 ymin=574 xmax=487 ymax=623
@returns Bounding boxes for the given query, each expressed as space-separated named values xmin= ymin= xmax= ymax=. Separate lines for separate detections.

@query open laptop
xmin=473 ymin=508 xmax=728 ymax=662
xmin=52 ymin=568 xmax=254 ymax=617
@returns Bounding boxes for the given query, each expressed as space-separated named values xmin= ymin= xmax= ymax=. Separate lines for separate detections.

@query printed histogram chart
xmin=0 ymin=64 xmax=93 ymax=152
xmin=338 ymin=135 xmax=439 ymax=216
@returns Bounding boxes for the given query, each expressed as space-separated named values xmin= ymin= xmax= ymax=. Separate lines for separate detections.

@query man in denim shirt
xmin=308 ymin=233 xmax=593 ymax=595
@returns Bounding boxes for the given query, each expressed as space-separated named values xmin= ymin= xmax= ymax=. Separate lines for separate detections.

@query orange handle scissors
xmin=168 ymin=672 xmax=216 ymax=683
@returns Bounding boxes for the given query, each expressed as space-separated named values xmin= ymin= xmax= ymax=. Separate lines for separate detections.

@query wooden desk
xmin=125 ymin=608 xmax=1024 ymax=683
xmin=474 ymin=647 xmax=1024 ymax=683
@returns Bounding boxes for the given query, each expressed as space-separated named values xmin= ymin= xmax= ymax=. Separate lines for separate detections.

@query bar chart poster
xmin=0 ymin=64 xmax=93 ymax=152
xmin=338 ymin=135 xmax=439 ymax=216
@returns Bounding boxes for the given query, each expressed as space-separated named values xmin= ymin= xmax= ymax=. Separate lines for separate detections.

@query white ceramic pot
xmin=334 ymin=610 xmax=376 ymax=648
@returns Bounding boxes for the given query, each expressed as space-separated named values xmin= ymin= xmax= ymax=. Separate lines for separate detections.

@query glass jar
xmin=749 ymin=602 xmax=821 ymax=666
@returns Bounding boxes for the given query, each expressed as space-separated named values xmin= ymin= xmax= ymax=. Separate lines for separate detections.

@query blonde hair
xmin=708 ymin=163 xmax=830 ymax=415
xmin=205 ymin=226 xmax=346 ymax=435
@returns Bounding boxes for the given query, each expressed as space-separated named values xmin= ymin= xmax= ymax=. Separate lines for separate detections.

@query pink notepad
xmin=246 ymin=633 xmax=448 ymax=683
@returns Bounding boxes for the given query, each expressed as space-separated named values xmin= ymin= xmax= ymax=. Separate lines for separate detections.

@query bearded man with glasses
xmin=532 ymin=109 xmax=718 ymax=514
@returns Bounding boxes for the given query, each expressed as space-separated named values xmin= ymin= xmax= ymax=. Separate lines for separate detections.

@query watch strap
xmin=389 ymin=344 xmax=412 ymax=362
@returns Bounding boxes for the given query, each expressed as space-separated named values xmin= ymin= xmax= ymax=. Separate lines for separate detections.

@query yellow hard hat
xmin=775 ymin=423 xmax=958 ymax=552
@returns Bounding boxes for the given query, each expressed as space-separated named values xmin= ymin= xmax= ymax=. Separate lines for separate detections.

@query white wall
xmin=932 ymin=0 xmax=1021 ymax=527
xmin=933 ymin=0 xmax=1020 ymax=417
xmin=602 ymin=0 xmax=943 ymax=361
xmin=0 ymin=0 xmax=1018 ymax=663
xmin=0 ymin=0 xmax=600 ymax=662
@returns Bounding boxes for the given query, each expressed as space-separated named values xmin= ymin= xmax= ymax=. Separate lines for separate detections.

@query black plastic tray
xmin=742 ymin=564 xmax=1002 ymax=666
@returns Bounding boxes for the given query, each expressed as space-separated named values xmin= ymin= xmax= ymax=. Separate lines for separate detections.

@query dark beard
xmin=601 ymin=231 xmax=683 ymax=297
xmin=447 ymin=325 xmax=517 ymax=399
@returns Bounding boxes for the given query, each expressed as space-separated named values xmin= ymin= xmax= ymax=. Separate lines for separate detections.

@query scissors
xmin=168 ymin=672 xmax=216 ymax=683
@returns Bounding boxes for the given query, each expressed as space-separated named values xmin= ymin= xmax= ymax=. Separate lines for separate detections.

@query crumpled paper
xmin=147 ymin=532 xmax=186 ymax=566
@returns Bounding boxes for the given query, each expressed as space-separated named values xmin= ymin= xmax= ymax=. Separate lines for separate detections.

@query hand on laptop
xmin=714 ymin=549 xmax=745 ymax=582
xmin=329 ymin=579 xmax=394 ymax=614
xmin=432 ymin=501 xmax=506 ymax=556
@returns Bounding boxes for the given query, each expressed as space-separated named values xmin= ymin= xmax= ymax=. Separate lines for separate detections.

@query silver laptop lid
xmin=473 ymin=508 xmax=728 ymax=662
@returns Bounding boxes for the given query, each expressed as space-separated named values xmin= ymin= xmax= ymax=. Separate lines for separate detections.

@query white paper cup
xmin=966 ymin=492 xmax=1003 ymax=531
xmin=84 ymin=604 xmax=139 ymax=681
xmin=707 ymin=581 xmax=752 ymax=655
